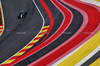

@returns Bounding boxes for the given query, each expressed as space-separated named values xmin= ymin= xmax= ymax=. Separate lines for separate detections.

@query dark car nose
xmin=18 ymin=12 xmax=27 ymax=19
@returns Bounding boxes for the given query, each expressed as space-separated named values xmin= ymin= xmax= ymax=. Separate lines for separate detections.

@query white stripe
xmin=81 ymin=0 xmax=100 ymax=6
xmin=51 ymin=40 xmax=89 ymax=66
xmin=0 ymin=0 xmax=45 ymax=64
xmin=96 ymin=2 xmax=100 ymax=6
xmin=75 ymin=45 xmax=100 ymax=66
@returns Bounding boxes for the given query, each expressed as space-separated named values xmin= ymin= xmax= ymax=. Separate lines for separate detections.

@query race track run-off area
xmin=0 ymin=0 xmax=100 ymax=66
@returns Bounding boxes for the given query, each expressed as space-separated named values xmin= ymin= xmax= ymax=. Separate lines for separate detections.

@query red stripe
xmin=42 ymin=27 xmax=49 ymax=30
xmin=0 ymin=64 xmax=11 ymax=66
xmin=19 ymin=49 xmax=29 ymax=52
xmin=34 ymin=37 xmax=42 ymax=40
xmin=9 ymin=56 xmax=19 ymax=59
xmin=27 ymin=43 xmax=36 ymax=46
xmin=38 ymin=32 xmax=47 ymax=35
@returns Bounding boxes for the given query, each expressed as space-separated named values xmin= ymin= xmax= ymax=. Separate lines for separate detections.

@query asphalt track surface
xmin=0 ymin=0 xmax=43 ymax=63
xmin=0 ymin=0 xmax=100 ymax=66
xmin=14 ymin=0 xmax=83 ymax=65
xmin=23 ymin=0 xmax=100 ymax=66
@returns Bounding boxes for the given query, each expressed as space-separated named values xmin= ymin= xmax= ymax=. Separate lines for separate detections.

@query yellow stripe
xmin=43 ymin=25 xmax=50 ymax=29
xmin=0 ymin=26 xmax=3 ymax=28
xmin=89 ymin=58 xmax=100 ymax=66
xmin=58 ymin=30 xmax=100 ymax=66
xmin=14 ymin=52 xmax=25 ymax=56
xmin=2 ymin=59 xmax=15 ymax=64
xmin=94 ymin=0 xmax=100 ymax=1
xmin=23 ymin=45 xmax=33 ymax=49
xmin=0 ymin=29 xmax=3 ymax=31
xmin=30 ymin=39 xmax=39 ymax=43
xmin=40 ymin=30 xmax=48 ymax=33
xmin=36 ymin=34 xmax=45 ymax=38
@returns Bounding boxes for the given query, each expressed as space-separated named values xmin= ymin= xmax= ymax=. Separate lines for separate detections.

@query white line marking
xmin=0 ymin=0 xmax=45 ymax=64
xmin=81 ymin=0 xmax=100 ymax=6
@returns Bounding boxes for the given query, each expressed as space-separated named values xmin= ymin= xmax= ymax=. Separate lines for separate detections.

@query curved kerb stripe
xmin=0 ymin=26 xmax=50 ymax=66
xmin=0 ymin=1 xmax=4 ymax=36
